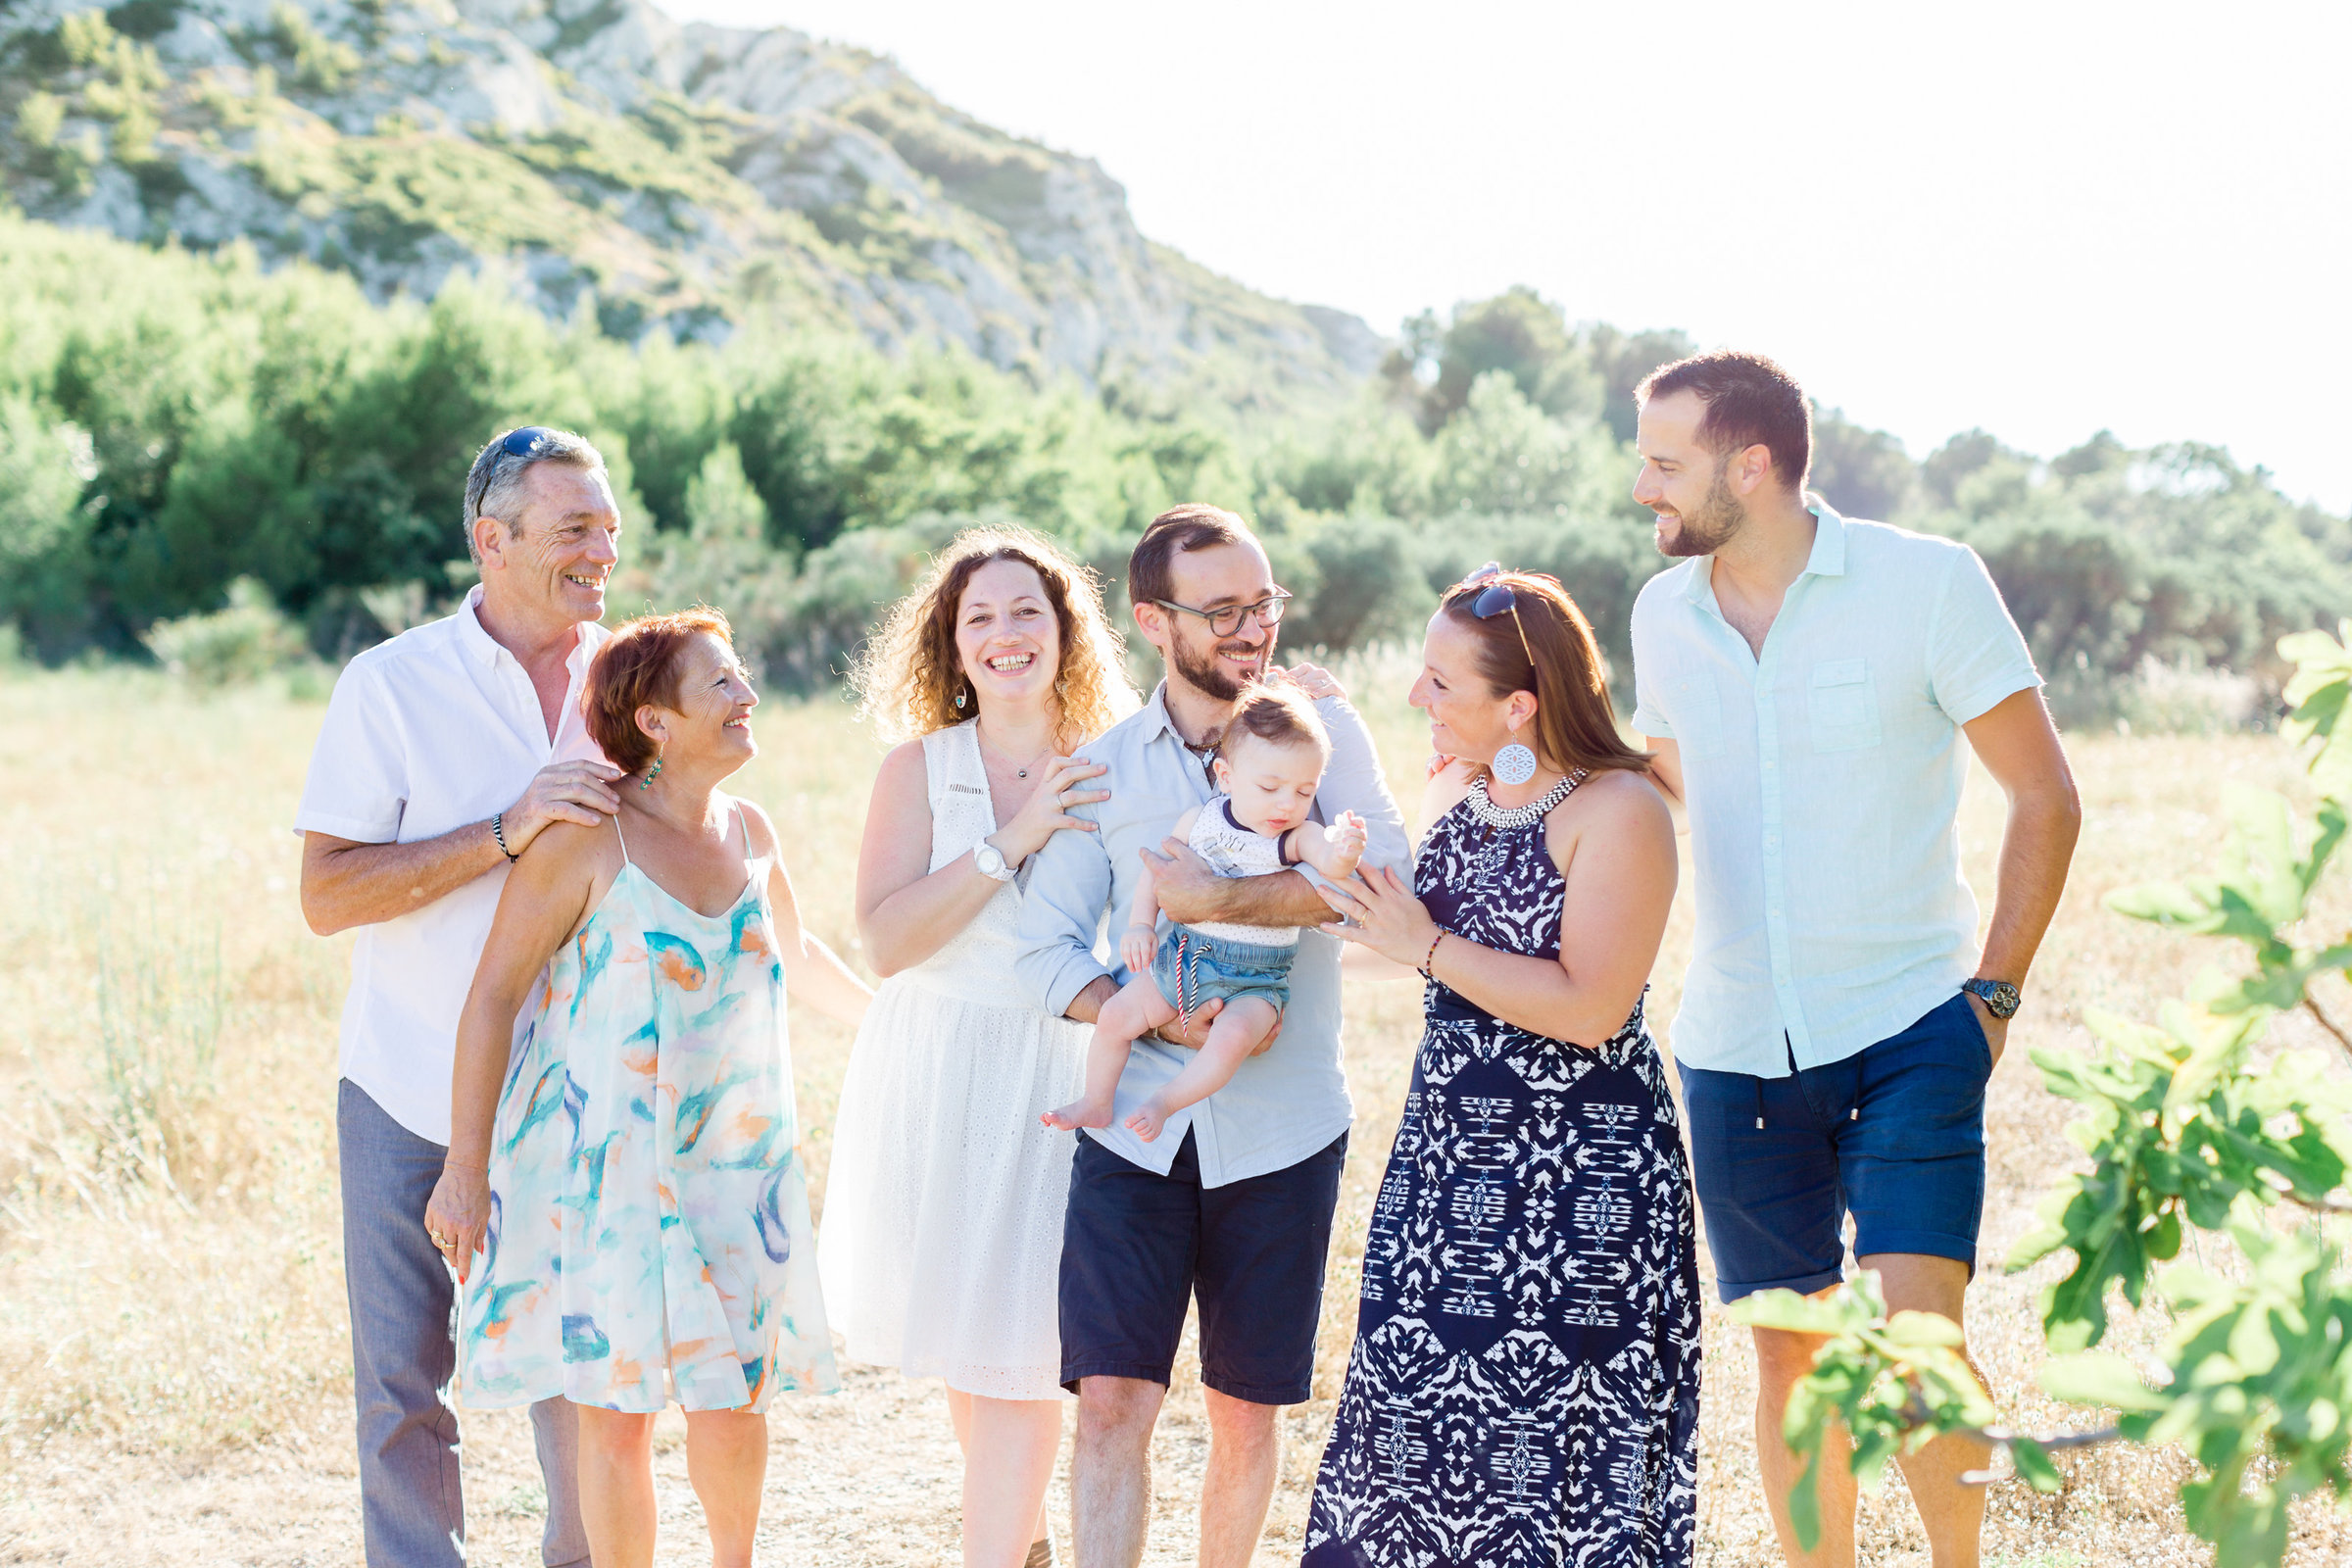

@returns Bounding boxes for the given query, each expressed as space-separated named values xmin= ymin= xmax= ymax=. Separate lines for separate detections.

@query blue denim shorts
xmin=1677 ymin=993 xmax=1992 ymax=1303
xmin=1151 ymin=924 xmax=1294 ymax=1021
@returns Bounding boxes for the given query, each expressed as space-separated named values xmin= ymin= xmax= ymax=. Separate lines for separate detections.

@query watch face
xmin=1970 ymin=980 xmax=2021 ymax=1018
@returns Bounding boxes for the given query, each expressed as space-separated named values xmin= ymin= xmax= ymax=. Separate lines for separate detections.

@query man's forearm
xmin=1062 ymin=974 xmax=1119 ymax=1026
xmin=1978 ymin=787 xmax=2082 ymax=984
xmin=1159 ymin=868 xmax=1335 ymax=929
xmin=302 ymin=822 xmax=506 ymax=935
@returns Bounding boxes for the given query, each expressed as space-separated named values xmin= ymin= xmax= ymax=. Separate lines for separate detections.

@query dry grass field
xmin=6 ymin=653 xmax=2352 ymax=1566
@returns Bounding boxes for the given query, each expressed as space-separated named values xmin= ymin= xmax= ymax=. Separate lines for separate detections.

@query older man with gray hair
xmin=297 ymin=427 xmax=627 ymax=1567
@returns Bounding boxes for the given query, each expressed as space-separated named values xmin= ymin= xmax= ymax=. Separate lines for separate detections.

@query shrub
xmin=140 ymin=578 xmax=307 ymax=686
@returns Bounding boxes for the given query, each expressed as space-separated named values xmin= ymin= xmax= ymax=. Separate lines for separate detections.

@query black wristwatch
xmin=1961 ymin=978 xmax=2021 ymax=1019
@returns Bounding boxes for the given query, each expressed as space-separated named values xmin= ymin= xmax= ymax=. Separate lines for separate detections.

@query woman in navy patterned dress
xmin=1305 ymin=567 xmax=1699 ymax=1567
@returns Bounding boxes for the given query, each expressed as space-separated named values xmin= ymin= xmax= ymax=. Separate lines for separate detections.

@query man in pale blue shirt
xmin=1627 ymin=353 xmax=2082 ymax=1568
xmin=1016 ymin=504 xmax=1407 ymax=1568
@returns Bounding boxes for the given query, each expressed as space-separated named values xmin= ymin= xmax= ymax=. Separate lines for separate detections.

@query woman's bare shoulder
xmin=732 ymin=795 xmax=779 ymax=858
xmin=1551 ymin=767 xmax=1673 ymax=841
xmin=867 ymin=737 xmax=932 ymax=799
xmin=523 ymin=814 xmax=622 ymax=871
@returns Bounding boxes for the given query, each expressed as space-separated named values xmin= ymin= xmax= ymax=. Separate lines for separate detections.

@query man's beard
xmin=1172 ymin=629 xmax=1271 ymax=704
xmin=1656 ymin=463 xmax=1747 ymax=559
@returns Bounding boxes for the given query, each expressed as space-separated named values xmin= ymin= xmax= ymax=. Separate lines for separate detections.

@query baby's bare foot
xmin=1043 ymin=1097 xmax=1112 ymax=1131
xmin=1125 ymin=1101 xmax=1171 ymax=1142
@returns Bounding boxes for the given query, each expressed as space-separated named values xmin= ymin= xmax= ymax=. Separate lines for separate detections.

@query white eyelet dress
xmin=817 ymin=719 xmax=1091 ymax=1400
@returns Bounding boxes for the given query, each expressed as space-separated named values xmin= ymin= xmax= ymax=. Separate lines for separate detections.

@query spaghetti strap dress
xmin=456 ymin=801 xmax=838 ymax=1413
xmin=1303 ymin=773 xmax=1700 ymax=1566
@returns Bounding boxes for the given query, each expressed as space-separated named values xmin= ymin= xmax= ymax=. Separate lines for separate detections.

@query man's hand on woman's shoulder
xmin=502 ymin=760 xmax=623 ymax=858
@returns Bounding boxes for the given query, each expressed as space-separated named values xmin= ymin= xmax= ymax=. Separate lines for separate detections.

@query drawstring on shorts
xmin=1172 ymin=931 xmax=1202 ymax=1035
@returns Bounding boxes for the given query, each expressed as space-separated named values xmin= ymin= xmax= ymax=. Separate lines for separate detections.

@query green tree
xmin=0 ymin=397 xmax=98 ymax=654
xmin=1810 ymin=410 xmax=1918 ymax=521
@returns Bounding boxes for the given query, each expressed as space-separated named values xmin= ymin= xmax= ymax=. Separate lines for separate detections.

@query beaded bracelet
xmin=1420 ymin=929 xmax=1446 ymax=976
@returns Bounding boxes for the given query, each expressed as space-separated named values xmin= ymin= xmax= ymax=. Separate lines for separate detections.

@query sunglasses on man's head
xmin=468 ymin=427 xmax=561 ymax=515
xmin=1459 ymin=562 xmax=1535 ymax=663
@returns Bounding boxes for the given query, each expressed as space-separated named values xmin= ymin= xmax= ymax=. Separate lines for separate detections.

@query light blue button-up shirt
xmin=1630 ymin=501 xmax=2040 ymax=1077
xmin=1013 ymin=683 xmax=1408 ymax=1186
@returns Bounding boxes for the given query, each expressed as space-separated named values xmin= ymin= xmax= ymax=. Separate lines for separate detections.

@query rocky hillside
xmin=0 ymin=0 xmax=1380 ymax=395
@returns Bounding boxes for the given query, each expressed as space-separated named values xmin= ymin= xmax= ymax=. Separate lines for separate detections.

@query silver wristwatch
xmin=973 ymin=840 xmax=1018 ymax=882
xmin=1961 ymin=977 xmax=2022 ymax=1019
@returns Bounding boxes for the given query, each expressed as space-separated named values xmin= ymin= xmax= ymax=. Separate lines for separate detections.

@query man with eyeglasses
xmin=1015 ymin=504 xmax=1409 ymax=1568
xmin=296 ymin=427 xmax=621 ymax=1568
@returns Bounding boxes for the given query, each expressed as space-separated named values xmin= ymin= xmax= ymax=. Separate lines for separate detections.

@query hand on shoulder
xmin=1279 ymin=662 xmax=1346 ymax=701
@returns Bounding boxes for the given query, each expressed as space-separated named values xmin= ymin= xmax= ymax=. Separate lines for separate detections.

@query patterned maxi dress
xmin=457 ymin=802 xmax=837 ymax=1413
xmin=1304 ymin=775 xmax=1700 ymax=1567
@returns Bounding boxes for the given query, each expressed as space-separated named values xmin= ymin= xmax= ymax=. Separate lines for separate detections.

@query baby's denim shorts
xmin=1151 ymin=923 xmax=1295 ymax=1022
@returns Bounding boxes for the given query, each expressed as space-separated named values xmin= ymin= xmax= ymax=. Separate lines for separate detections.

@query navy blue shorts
xmin=1677 ymin=992 xmax=1991 ymax=1303
xmin=1058 ymin=1128 xmax=1347 ymax=1404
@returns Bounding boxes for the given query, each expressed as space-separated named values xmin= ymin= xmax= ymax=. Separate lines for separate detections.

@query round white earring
xmin=1492 ymin=727 xmax=1538 ymax=786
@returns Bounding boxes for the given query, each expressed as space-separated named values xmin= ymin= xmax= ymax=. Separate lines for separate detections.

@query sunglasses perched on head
xmin=468 ymin=426 xmax=562 ymax=514
xmin=1459 ymin=562 xmax=1535 ymax=664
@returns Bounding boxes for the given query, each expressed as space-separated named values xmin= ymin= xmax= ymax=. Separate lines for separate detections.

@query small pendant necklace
xmin=978 ymin=724 xmax=1054 ymax=780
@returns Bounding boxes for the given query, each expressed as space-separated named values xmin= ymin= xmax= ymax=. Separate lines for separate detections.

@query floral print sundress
xmin=457 ymin=801 xmax=837 ymax=1412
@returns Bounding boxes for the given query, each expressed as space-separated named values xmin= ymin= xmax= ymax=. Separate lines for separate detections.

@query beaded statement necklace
xmin=1465 ymin=769 xmax=1587 ymax=831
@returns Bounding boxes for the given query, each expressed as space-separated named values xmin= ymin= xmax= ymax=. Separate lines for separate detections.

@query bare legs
xmin=1072 ymin=1376 xmax=1161 ymax=1568
xmin=1752 ymin=1254 xmax=1988 ymax=1568
xmin=946 ymin=1386 xmax=1062 ymax=1567
xmin=1129 ymin=1000 xmax=1278 ymax=1143
xmin=1045 ymin=979 xmax=1176 ymax=1131
xmin=1044 ymin=978 xmax=1275 ymax=1143
xmin=573 ymin=1402 xmax=768 ymax=1568
xmin=1197 ymin=1388 xmax=1281 ymax=1568
xmin=1070 ymin=1377 xmax=1278 ymax=1568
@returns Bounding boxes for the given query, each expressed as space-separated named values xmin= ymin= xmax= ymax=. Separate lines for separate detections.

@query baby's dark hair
xmin=1223 ymin=680 xmax=1331 ymax=760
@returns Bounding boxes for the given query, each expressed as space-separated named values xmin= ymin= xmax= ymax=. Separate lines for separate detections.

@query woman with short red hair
xmin=424 ymin=608 xmax=872 ymax=1568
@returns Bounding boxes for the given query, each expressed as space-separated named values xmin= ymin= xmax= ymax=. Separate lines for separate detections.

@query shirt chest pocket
xmin=1808 ymin=658 xmax=1882 ymax=753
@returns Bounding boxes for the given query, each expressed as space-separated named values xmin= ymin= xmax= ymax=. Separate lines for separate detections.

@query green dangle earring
xmin=640 ymin=752 xmax=663 ymax=790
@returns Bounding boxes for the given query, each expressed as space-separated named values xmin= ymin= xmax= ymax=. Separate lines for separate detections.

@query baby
xmin=1044 ymin=679 xmax=1367 ymax=1142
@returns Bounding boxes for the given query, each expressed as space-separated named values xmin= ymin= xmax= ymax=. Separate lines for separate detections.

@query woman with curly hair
xmin=819 ymin=526 xmax=1139 ymax=1567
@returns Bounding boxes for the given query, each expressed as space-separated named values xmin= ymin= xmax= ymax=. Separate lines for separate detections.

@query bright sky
xmin=666 ymin=0 xmax=2352 ymax=511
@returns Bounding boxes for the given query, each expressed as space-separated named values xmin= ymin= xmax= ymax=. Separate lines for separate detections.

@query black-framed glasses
xmin=1460 ymin=562 xmax=1535 ymax=664
xmin=1152 ymin=591 xmax=1293 ymax=639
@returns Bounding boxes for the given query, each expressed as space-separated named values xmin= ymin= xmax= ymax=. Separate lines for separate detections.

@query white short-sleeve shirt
xmin=294 ymin=587 xmax=609 ymax=1143
xmin=1630 ymin=500 xmax=2040 ymax=1078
